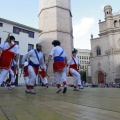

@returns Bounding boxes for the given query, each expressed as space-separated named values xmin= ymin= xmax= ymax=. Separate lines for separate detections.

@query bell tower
xmin=104 ymin=5 xmax=113 ymax=29
xmin=38 ymin=0 xmax=73 ymax=58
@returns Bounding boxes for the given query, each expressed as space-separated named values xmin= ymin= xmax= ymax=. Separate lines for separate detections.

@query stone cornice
xmin=39 ymin=30 xmax=73 ymax=38
xmin=38 ymin=6 xmax=72 ymax=17
xmin=99 ymin=28 xmax=120 ymax=36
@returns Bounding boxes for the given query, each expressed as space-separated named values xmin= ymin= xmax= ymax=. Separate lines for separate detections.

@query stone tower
xmin=104 ymin=5 xmax=113 ymax=29
xmin=38 ymin=0 xmax=73 ymax=58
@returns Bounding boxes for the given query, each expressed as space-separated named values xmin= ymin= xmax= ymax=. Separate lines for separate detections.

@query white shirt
xmin=22 ymin=49 xmax=45 ymax=69
xmin=67 ymin=56 xmax=79 ymax=65
xmin=50 ymin=46 xmax=66 ymax=58
xmin=0 ymin=41 xmax=20 ymax=55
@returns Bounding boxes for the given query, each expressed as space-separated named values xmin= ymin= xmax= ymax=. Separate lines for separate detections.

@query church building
xmin=91 ymin=5 xmax=120 ymax=84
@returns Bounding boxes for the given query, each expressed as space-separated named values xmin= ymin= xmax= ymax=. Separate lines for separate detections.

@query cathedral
xmin=91 ymin=5 xmax=120 ymax=84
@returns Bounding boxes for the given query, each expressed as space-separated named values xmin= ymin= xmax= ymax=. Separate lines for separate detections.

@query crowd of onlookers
xmin=82 ymin=82 xmax=120 ymax=88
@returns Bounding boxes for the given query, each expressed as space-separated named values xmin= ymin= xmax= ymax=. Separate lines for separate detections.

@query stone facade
xmin=38 ymin=0 xmax=73 ymax=76
xmin=91 ymin=5 xmax=120 ymax=84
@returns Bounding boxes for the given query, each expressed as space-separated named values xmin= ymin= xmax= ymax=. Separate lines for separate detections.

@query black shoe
xmin=63 ymin=86 xmax=67 ymax=93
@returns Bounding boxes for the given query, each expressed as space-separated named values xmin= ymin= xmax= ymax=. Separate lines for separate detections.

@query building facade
xmin=0 ymin=18 xmax=41 ymax=84
xmin=91 ymin=5 xmax=120 ymax=84
xmin=76 ymin=49 xmax=91 ymax=71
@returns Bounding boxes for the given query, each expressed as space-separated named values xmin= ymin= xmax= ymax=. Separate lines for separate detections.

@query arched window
xmin=96 ymin=47 xmax=101 ymax=56
xmin=114 ymin=20 xmax=117 ymax=27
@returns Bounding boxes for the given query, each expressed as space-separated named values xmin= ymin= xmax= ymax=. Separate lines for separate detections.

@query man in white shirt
xmin=67 ymin=49 xmax=84 ymax=91
xmin=21 ymin=43 xmax=45 ymax=94
xmin=0 ymin=35 xmax=19 ymax=86
xmin=46 ymin=40 xmax=67 ymax=93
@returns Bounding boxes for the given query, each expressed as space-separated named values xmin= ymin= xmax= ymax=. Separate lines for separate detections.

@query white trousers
xmin=54 ymin=67 xmax=67 ymax=84
xmin=0 ymin=69 xmax=9 ymax=84
xmin=27 ymin=66 xmax=37 ymax=86
xmin=9 ymin=69 xmax=16 ymax=84
xmin=70 ymin=68 xmax=82 ymax=86
xmin=41 ymin=77 xmax=48 ymax=85
xmin=24 ymin=77 xmax=29 ymax=85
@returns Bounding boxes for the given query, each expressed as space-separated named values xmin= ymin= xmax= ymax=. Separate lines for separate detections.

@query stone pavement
xmin=0 ymin=86 xmax=120 ymax=120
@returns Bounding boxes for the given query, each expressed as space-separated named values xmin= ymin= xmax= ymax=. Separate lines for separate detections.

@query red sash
xmin=0 ymin=44 xmax=16 ymax=70
xmin=33 ymin=67 xmax=39 ymax=76
xmin=24 ymin=66 xmax=38 ymax=77
xmin=68 ymin=57 xmax=78 ymax=76
xmin=53 ymin=61 xmax=66 ymax=72
xmin=39 ymin=69 xmax=46 ymax=78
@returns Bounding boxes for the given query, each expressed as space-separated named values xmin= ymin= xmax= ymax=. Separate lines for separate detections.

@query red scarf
xmin=68 ymin=57 xmax=78 ymax=76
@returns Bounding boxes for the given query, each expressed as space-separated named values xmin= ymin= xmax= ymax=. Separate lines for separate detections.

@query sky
xmin=0 ymin=0 xmax=120 ymax=50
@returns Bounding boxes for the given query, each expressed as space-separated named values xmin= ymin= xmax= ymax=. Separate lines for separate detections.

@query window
xmin=114 ymin=20 xmax=117 ymax=27
xmin=28 ymin=31 xmax=34 ymax=38
xmin=0 ymin=38 xmax=1 ymax=43
xmin=96 ymin=47 xmax=101 ymax=56
xmin=13 ymin=26 xmax=34 ymax=38
xmin=28 ymin=44 xmax=34 ymax=52
xmin=13 ymin=26 xmax=20 ymax=34
xmin=0 ymin=23 xmax=3 ymax=27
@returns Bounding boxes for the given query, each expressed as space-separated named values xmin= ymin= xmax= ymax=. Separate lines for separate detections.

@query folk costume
xmin=0 ymin=35 xmax=19 ymax=85
xmin=22 ymin=49 xmax=45 ymax=94
xmin=67 ymin=55 xmax=83 ymax=91
xmin=50 ymin=45 xmax=67 ymax=93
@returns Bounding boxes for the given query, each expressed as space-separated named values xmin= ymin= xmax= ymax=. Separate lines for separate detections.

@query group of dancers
xmin=0 ymin=34 xmax=83 ymax=94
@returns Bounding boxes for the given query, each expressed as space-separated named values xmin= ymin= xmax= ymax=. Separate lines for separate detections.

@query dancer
xmin=67 ymin=49 xmax=84 ymax=91
xmin=0 ymin=34 xmax=19 ymax=86
xmin=21 ymin=43 xmax=45 ymax=94
xmin=46 ymin=40 xmax=67 ymax=93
